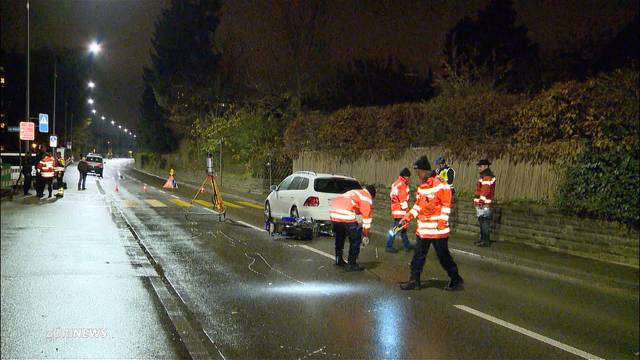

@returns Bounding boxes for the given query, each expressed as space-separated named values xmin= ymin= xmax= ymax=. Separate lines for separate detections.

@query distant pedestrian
xmin=386 ymin=168 xmax=413 ymax=252
xmin=473 ymin=159 xmax=496 ymax=247
xmin=399 ymin=156 xmax=463 ymax=291
xmin=36 ymin=151 xmax=56 ymax=198
xmin=329 ymin=185 xmax=376 ymax=271
xmin=20 ymin=153 xmax=33 ymax=196
xmin=77 ymin=154 xmax=89 ymax=190
xmin=435 ymin=156 xmax=456 ymax=195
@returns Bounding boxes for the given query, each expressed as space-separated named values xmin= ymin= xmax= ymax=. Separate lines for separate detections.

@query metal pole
xmin=52 ymin=57 xmax=57 ymax=153
xmin=64 ymin=97 xmax=67 ymax=144
xmin=219 ymin=139 xmax=222 ymax=186
xmin=25 ymin=0 xmax=30 ymax=158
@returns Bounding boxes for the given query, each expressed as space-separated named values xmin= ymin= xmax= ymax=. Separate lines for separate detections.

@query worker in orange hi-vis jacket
xmin=398 ymin=156 xmax=463 ymax=291
xmin=473 ymin=159 xmax=496 ymax=247
xmin=386 ymin=168 xmax=413 ymax=253
xmin=329 ymin=185 xmax=376 ymax=272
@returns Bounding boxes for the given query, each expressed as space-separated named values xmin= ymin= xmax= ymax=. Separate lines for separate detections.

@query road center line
xmin=453 ymin=305 xmax=604 ymax=360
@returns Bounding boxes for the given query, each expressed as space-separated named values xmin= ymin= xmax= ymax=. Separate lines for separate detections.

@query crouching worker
xmin=329 ymin=185 xmax=376 ymax=272
xmin=399 ymin=156 xmax=463 ymax=291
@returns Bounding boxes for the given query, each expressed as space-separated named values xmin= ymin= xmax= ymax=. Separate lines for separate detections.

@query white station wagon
xmin=264 ymin=171 xmax=363 ymax=233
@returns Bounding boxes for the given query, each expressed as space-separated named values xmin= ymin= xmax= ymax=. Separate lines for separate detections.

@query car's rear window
xmin=314 ymin=178 xmax=361 ymax=194
xmin=87 ymin=157 xmax=102 ymax=163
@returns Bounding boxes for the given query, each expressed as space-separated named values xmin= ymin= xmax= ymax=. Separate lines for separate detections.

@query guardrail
xmin=1 ymin=164 xmax=13 ymax=192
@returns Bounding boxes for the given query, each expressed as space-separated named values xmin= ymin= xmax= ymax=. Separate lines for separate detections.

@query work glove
xmin=437 ymin=220 xmax=448 ymax=230
xmin=399 ymin=219 xmax=409 ymax=229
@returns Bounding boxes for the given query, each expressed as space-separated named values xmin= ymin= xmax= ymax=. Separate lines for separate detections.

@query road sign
xmin=19 ymin=122 xmax=35 ymax=140
xmin=38 ymin=113 xmax=49 ymax=133
xmin=49 ymin=135 xmax=58 ymax=147
xmin=7 ymin=126 xmax=19 ymax=133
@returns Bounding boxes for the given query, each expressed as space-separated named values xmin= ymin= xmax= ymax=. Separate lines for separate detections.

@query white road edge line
xmin=235 ymin=220 xmax=264 ymax=232
xmin=298 ymin=244 xmax=334 ymax=260
xmin=453 ymin=305 xmax=604 ymax=360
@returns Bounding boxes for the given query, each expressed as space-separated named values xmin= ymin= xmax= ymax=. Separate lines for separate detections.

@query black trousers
xmin=332 ymin=221 xmax=362 ymax=263
xmin=410 ymin=236 xmax=459 ymax=280
xmin=38 ymin=177 xmax=53 ymax=197
xmin=23 ymin=174 xmax=32 ymax=195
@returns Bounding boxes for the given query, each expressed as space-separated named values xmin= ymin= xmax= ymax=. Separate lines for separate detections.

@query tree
xmin=149 ymin=0 xmax=223 ymax=135
xmin=138 ymin=68 xmax=176 ymax=153
xmin=308 ymin=57 xmax=434 ymax=110
xmin=441 ymin=0 xmax=541 ymax=93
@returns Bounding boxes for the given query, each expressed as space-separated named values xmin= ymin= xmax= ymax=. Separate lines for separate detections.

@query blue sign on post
xmin=39 ymin=113 xmax=49 ymax=133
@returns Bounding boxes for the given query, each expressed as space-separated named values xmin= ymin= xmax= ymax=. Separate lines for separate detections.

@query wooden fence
xmin=293 ymin=148 xmax=563 ymax=202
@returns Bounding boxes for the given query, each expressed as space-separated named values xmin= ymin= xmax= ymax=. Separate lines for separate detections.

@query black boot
xmin=334 ymin=255 xmax=347 ymax=267
xmin=345 ymin=256 xmax=364 ymax=271
xmin=445 ymin=274 xmax=464 ymax=291
xmin=400 ymin=275 xmax=421 ymax=290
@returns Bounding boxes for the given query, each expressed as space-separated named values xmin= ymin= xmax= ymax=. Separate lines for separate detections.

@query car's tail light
xmin=303 ymin=196 xmax=320 ymax=206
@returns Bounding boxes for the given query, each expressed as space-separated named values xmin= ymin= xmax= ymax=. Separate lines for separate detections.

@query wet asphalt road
xmin=0 ymin=163 xmax=189 ymax=358
xmin=2 ymin=158 xmax=638 ymax=359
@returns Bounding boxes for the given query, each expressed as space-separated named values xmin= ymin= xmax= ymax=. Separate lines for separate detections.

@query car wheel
xmin=290 ymin=206 xmax=299 ymax=218
xmin=264 ymin=201 xmax=272 ymax=221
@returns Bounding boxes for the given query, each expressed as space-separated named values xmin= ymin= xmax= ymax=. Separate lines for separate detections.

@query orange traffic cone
xmin=143 ymin=183 xmax=148 ymax=192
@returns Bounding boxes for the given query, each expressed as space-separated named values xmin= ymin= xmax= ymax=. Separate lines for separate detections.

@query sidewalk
xmin=133 ymin=165 xmax=639 ymax=291
xmin=0 ymin=165 xmax=188 ymax=358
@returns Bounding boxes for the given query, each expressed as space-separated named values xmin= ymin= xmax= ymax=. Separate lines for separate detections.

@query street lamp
xmin=118 ymin=125 xmax=122 ymax=129
xmin=110 ymin=120 xmax=115 ymax=125
xmin=91 ymin=109 xmax=97 ymax=114
xmin=88 ymin=41 xmax=101 ymax=54
xmin=88 ymin=81 xmax=95 ymax=89
xmin=101 ymin=116 xmax=105 ymax=120
xmin=87 ymin=98 xmax=94 ymax=105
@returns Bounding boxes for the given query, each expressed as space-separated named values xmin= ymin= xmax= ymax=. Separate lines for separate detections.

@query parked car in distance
xmin=264 ymin=171 xmax=362 ymax=234
xmin=85 ymin=154 xmax=104 ymax=178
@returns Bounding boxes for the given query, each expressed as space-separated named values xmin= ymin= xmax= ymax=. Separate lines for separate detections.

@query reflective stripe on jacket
xmin=473 ymin=169 xmax=496 ymax=208
xmin=329 ymin=189 xmax=373 ymax=230
xmin=390 ymin=176 xmax=410 ymax=219
xmin=403 ymin=176 xmax=452 ymax=239
xmin=37 ymin=156 xmax=57 ymax=178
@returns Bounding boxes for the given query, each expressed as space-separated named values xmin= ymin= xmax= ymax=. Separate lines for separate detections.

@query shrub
xmin=558 ymin=145 xmax=639 ymax=228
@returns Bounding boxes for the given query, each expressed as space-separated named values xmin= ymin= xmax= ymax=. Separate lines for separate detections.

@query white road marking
xmin=235 ymin=220 xmax=265 ymax=232
xmin=454 ymin=305 xmax=604 ymax=360
xmin=298 ymin=245 xmax=334 ymax=260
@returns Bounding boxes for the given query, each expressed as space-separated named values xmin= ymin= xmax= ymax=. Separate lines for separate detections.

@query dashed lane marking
xmin=123 ymin=200 xmax=139 ymax=208
xmin=222 ymin=200 xmax=243 ymax=209
xmin=454 ymin=305 xmax=604 ymax=360
xmin=145 ymin=199 xmax=168 ymax=208
xmin=170 ymin=198 xmax=192 ymax=207
xmin=194 ymin=199 xmax=214 ymax=208
xmin=237 ymin=201 xmax=263 ymax=209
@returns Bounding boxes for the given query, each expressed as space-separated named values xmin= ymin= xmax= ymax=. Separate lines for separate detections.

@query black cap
xmin=365 ymin=185 xmax=376 ymax=199
xmin=400 ymin=168 xmax=411 ymax=178
xmin=413 ymin=156 xmax=431 ymax=171
xmin=476 ymin=159 xmax=492 ymax=166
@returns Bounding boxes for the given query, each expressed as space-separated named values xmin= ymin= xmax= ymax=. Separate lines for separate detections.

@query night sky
xmin=2 ymin=0 xmax=637 ymax=131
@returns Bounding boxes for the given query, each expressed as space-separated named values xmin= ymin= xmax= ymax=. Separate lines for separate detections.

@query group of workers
xmin=20 ymin=150 xmax=67 ymax=198
xmin=329 ymin=155 xmax=496 ymax=291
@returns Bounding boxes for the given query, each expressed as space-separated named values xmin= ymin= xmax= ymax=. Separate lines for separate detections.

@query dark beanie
xmin=365 ymin=185 xmax=376 ymax=199
xmin=413 ymin=156 xmax=431 ymax=171
xmin=400 ymin=167 xmax=411 ymax=178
